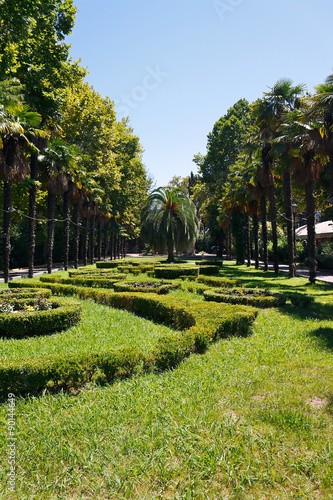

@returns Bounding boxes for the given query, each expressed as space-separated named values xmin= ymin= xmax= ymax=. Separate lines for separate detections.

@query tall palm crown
xmin=141 ymin=187 xmax=199 ymax=262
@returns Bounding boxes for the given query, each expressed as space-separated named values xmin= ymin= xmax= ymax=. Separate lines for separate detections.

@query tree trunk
xmin=82 ymin=217 xmax=88 ymax=266
xmin=268 ymin=183 xmax=279 ymax=274
xmin=90 ymin=215 xmax=95 ymax=265
xmin=28 ymin=154 xmax=38 ymax=278
xmin=63 ymin=190 xmax=70 ymax=271
xmin=97 ymin=222 xmax=102 ymax=261
xmin=261 ymin=194 xmax=268 ymax=271
xmin=110 ymin=231 xmax=114 ymax=260
xmin=28 ymin=137 xmax=47 ymax=279
xmin=113 ymin=233 xmax=117 ymax=261
xmin=3 ymin=180 xmax=12 ymax=283
xmin=46 ymin=191 xmax=55 ymax=274
xmin=246 ymin=214 xmax=251 ymax=267
xmin=117 ymin=235 xmax=120 ymax=259
xmin=103 ymin=225 xmax=108 ymax=260
xmin=253 ymin=212 xmax=259 ymax=269
xmin=167 ymin=244 xmax=174 ymax=262
xmin=123 ymin=237 xmax=127 ymax=258
xmin=283 ymin=169 xmax=295 ymax=277
xmin=73 ymin=204 xmax=79 ymax=269
xmin=305 ymin=178 xmax=317 ymax=283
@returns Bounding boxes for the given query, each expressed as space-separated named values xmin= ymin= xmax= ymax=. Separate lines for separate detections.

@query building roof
xmin=295 ymin=220 xmax=333 ymax=241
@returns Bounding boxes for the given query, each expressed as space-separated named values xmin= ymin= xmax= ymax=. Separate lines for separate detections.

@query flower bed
xmin=0 ymin=297 xmax=82 ymax=338
xmin=203 ymin=287 xmax=286 ymax=308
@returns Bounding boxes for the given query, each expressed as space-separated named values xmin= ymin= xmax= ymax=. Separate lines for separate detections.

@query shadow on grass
xmin=308 ymin=326 xmax=333 ymax=350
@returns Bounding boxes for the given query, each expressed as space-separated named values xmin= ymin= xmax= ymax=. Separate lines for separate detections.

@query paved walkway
xmin=2 ymin=257 xmax=333 ymax=285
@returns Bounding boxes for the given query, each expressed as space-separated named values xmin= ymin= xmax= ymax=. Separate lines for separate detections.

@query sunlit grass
xmin=0 ymin=260 xmax=332 ymax=499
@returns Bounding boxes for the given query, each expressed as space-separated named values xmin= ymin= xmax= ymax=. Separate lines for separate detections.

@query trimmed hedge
xmin=113 ymin=280 xmax=179 ymax=295
xmin=5 ymin=279 xmax=257 ymax=395
xmin=198 ymin=265 xmax=220 ymax=276
xmin=195 ymin=260 xmax=223 ymax=267
xmin=154 ymin=266 xmax=199 ymax=279
xmin=0 ymin=297 xmax=82 ymax=338
xmin=96 ymin=261 xmax=120 ymax=268
xmin=203 ymin=287 xmax=286 ymax=308
xmin=0 ymin=288 xmax=52 ymax=300
xmin=39 ymin=274 xmax=127 ymax=288
xmin=196 ymin=275 xmax=240 ymax=287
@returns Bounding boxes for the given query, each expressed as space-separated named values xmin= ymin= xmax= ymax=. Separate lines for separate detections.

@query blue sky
xmin=67 ymin=0 xmax=333 ymax=187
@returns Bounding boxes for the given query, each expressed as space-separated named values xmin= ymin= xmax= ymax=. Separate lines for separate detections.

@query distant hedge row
xmin=4 ymin=280 xmax=258 ymax=396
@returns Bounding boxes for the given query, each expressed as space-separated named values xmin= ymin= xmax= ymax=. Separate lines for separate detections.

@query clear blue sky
xmin=67 ymin=0 xmax=333 ymax=187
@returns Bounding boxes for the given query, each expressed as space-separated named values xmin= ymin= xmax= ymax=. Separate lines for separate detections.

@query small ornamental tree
xmin=141 ymin=187 xmax=199 ymax=262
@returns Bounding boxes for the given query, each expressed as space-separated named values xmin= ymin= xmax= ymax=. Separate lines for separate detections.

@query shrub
xmin=154 ymin=266 xmax=199 ymax=279
xmin=96 ymin=261 xmax=119 ymax=268
xmin=6 ymin=279 xmax=257 ymax=395
xmin=198 ymin=265 xmax=220 ymax=276
xmin=0 ymin=297 xmax=82 ymax=338
xmin=203 ymin=287 xmax=286 ymax=308
xmin=195 ymin=260 xmax=223 ymax=267
xmin=287 ymin=293 xmax=315 ymax=307
xmin=196 ymin=275 xmax=240 ymax=287
xmin=0 ymin=288 xmax=52 ymax=300
xmin=113 ymin=281 xmax=179 ymax=295
xmin=39 ymin=275 xmax=127 ymax=288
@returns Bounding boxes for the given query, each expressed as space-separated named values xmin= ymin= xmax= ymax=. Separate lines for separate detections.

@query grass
xmin=0 ymin=261 xmax=332 ymax=499
xmin=0 ymin=298 xmax=177 ymax=362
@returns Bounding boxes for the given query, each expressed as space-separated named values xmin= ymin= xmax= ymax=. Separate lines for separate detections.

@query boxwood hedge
xmin=203 ymin=287 xmax=286 ymax=308
xmin=4 ymin=280 xmax=257 ymax=395
xmin=154 ymin=266 xmax=199 ymax=279
xmin=0 ymin=297 xmax=82 ymax=338
xmin=196 ymin=275 xmax=240 ymax=287
xmin=113 ymin=280 xmax=179 ymax=294
xmin=39 ymin=274 xmax=127 ymax=288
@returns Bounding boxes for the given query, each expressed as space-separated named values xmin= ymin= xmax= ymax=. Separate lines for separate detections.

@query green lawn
xmin=0 ymin=261 xmax=332 ymax=499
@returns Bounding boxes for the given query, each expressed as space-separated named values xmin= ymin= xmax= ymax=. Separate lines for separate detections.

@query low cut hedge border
xmin=113 ymin=281 xmax=179 ymax=295
xmin=4 ymin=280 xmax=258 ymax=396
xmin=39 ymin=274 xmax=127 ymax=288
xmin=0 ymin=288 xmax=52 ymax=300
xmin=154 ymin=266 xmax=199 ymax=279
xmin=204 ymin=287 xmax=286 ymax=308
xmin=196 ymin=275 xmax=240 ymax=287
xmin=198 ymin=265 xmax=220 ymax=275
xmin=0 ymin=297 xmax=82 ymax=339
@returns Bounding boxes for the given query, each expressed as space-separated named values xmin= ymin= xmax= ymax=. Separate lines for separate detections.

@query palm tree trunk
xmin=46 ymin=191 xmax=55 ymax=274
xmin=246 ymin=214 xmax=251 ymax=267
xmin=305 ymin=178 xmax=317 ymax=283
xmin=82 ymin=217 xmax=88 ymax=266
xmin=261 ymin=194 xmax=268 ymax=271
xmin=73 ymin=204 xmax=79 ymax=269
xmin=253 ymin=212 xmax=259 ymax=269
xmin=63 ymin=190 xmax=70 ymax=271
xmin=97 ymin=222 xmax=102 ymax=261
xmin=28 ymin=153 xmax=38 ymax=278
xmin=3 ymin=180 xmax=12 ymax=283
xmin=113 ymin=233 xmax=117 ymax=261
xmin=268 ymin=183 xmax=279 ymax=274
xmin=110 ymin=231 xmax=114 ymax=260
xmin=28 ymin=137 xmax=46 ymax=278
xmin=117 ymin=235 xmax=120 ymax=259
xmin=90 ymin=215 xmax=95 ymax=265
xmin=283 ymin=169 xmax=295 ymax=277
xmin=103 ymin=225 xmax=109 ymax=260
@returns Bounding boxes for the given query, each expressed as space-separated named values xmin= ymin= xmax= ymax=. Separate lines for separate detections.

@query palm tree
xmin=0 ymin=81 xmax=42 ymax=282
xmin=141 ymin=187 xmax=199 ymax=262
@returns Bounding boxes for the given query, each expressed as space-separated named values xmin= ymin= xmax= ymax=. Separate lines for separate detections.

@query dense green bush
xmin=287 ymin=292 xmax=315 ymax=307
xmin=96 ymin=261 xmax=120 ymax=268
xmin=203 ymin=287 xmax=286 ymax=308
xmin=40 ymin=275 xmax=127 ymax=288
xmin=196 ymin=275 xmax=240 ymax=287
xmin=0 ymin=297 xmax=82 ymax=338
xmin=0 ymin=288 xmax=52 ymax=299
xmin=154 ymin=266 xmax=199 ymax=279
xmin=6 ymin=279 xmax=257 ymax=394
xmin=113 ymin=281 xmax=178 ymax=294
xmin=198 ymin=265 xmax=220 ymax=275
xmin=195 ymin=260 xmax=223 ymax=267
